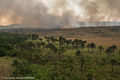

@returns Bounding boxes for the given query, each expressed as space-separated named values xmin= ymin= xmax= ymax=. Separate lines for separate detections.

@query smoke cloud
xmin=0 ymin=0 xmax=120 ymax=28
xmin=79 ymin=0 xmax=120 ymax=22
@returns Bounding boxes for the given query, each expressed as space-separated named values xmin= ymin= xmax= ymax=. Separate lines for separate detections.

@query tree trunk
xmin=92 ymin=48 xmax=94 ymax=53
xmin=100 ymin=50 xmax=102 ymax=54
xmin=88 ymin=48 xmax=90 ymax=53
xmin=112 ymin=65 xmax=114 ymax=73
xmin=81 ymin=63 xmax=84 ymax=74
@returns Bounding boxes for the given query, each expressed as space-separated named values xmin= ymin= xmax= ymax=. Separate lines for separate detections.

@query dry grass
xmin=83 ymin=37 xmax=120 ymax=48
xmin=0 ymin=57 xmax=17 ymax=78
xmin=67 ymin=37 xmax=120 ymax=48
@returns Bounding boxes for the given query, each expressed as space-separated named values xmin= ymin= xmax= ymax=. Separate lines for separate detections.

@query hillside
xmin=1 ymin=26 xmax=120 ymax=38
xmin=1 ymin=26 xmax=120 ymax=47
xmin=39 ymin=27 xmax=120 ymax=38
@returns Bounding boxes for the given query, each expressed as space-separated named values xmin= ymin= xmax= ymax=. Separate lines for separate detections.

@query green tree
xmin=27 ymin=41 xmax=35 ymax=51
xmin=98 ymin=46 xmax=104 ymax=54
xmin=72 ymin=39 xmax=80 ymax=49
xmin=46 ymin=43 xmax=58 ymax=53
xmin=75 ymin=50 xmax=82 ymax=58
xmin=87 ymin=44 xmax=91 ymax=53
xmin=90 ymin=43 xmax=96 ymax=53
xmin=79 ymin=56 xmax=86 ymax=74
xmin=39 ymin=38 xmax=43 ymax=41
xmin=110 ymin=58 xmax=117 ymax=73
xmin=66 ymin=39 xmax=72 ymax=47
xmin=81 ymin=41 xmax=87 ymax=49
xmin=105 ymin=47 xmax=112 ymax=55
xmin=111 ymin=45 xmax=117 ymax=53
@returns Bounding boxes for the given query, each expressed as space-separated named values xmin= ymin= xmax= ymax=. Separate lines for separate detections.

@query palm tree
xmin=66 ymin=40 xmax=72 ymax=47
xmin=75 ymin=50 xmax=82 ymax=58
xmin=12 ymin=60 xmax=19 ymax=67
xmin=81 ymin=41 xmax=87 ymax=49
xmin=46 ymin=43 xmax=57 ymax=53
xmin=37 ymin=42 xmax=42 ymax=48
xmin=31 ymin=34 xmax=39 ymax=40
xmin=87 ymin=44 xmax=91 ymax=53
xmin=112 ymin=45 xmax=117 ymax=49
xmin=81 ymin=43 xmax=85 ymax=49
xmin=50 ymin=36 xmax=56 ymax=44
xmin=111 ymin=45 xmax=117 ymax=53
xmin=39 ymin=38 xmax=43 ymax=41
xmin=80 ymin=56 xmax=85 ymax=74
xmin=98 ymin=46 xmax=104 ymax=54
xmin=27 ymin=41 xmax=35 ymax=51
xmin=41 ymin=42 xmax=45 ymax=47
xmin=90 ymin=43 xmax=96 ymax=53
xmin=46 ymin=38 xmax=50 ymax=44
xmin=110 ymin=58 xmax=117 ymax=73
xmin=106 ymin=45 xmax=117 ymax=54
xmin=105 ymin=47 xmax=112 ymax=55
xmin=72 ymin=39 xmax=79 ymax=49
xmin=59 ymin=36 xmax=66 ymax=46
xmin=59 ymin=47 xmax=65 ymax=54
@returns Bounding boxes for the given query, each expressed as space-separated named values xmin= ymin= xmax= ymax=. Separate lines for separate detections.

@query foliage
xmin=0 ymin=34 xmax=120 ymax=80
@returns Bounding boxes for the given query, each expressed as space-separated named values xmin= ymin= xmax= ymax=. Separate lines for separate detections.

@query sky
xmin=0 ymin=0 xmax=120 ymax=28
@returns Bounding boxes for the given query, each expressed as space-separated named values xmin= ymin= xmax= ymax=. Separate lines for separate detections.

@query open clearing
xmin=0 ymin=57 xmax=17 ymax=78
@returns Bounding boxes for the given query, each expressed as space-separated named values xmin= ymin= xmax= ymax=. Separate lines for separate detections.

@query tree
xmin=98 ymin=46 xmax=104 ymax=54
xmin=66 ymin=40 xmax=72 ymax=47
xmin=46 ymin=38 xmax=50 ymax=44
xmin=79 ymin=56 xmax=85 ymax=74
xmin=40 ymin=42 xmax=46 ymax=47
xmin=31 ymin=34 xmax=39 ymax=40
xmin=87 ymin=44 xmax=91 ymax=53
xmin=105 ymin=47 xmax=112 ymax=55
xmin=12 ymin=60 xmax=19 ymax=67
xmin=37 ymin=42 xmax=42 ymax=48
xmin=75 ymin=50 xmax=82 ymax=58
xmin=27 ymin=41 xmax=35 ymax=51
xmin=46 ymin=43 xmax=57 ymax=53
xmin=81 ymin=41 xmax=87 ymax=49
xmin=106 ymin=45 xmax=117 ymax=54
xmin=39 ymin=38 xmax=43 ymax=41
xmin=90 ymin=43 xmax=96 ymax=53
xmin=59 ymin=36 xmax=66 ymax=46
xmin=72 ymin=39 xmax=79 ymax=49
xmin=111 ymin=45 xmax=117 ymax=53
xmin=59 ymin=47 xmax=65 ymax=54
xmin=87 ymin=70 xmax=95 ymax=80
xmin=110 ymin=58 xmax=117 ymax=73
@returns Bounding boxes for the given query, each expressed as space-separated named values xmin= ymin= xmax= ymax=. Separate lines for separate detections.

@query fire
xmin=60 ymin=26 xmax=75 ymax=29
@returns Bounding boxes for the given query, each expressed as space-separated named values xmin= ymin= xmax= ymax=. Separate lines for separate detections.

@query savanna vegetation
xmin=0 ymin=33 xmax=120 ymax=80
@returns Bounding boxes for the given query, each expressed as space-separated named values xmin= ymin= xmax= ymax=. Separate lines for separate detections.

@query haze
xmin=0 ymin=0 xmax=120 ymax=28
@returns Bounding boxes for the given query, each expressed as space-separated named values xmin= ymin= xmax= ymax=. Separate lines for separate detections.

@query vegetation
xmin=0 ymin=33 xmax=120 ymax=80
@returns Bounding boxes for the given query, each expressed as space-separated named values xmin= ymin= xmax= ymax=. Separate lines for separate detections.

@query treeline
xmin=0 ymin=34 xmax=120 ymax=80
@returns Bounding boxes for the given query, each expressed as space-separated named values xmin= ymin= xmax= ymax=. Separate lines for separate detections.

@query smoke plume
xmin=0 ymin=0 xmax=120 ymax=28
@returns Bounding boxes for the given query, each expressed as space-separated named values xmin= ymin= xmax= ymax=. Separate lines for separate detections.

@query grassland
xmin=0 ymin=27 xmax=120 ymax=80
xmin=0 ymin=57 xmax=17 ymax=78
xmin=1 ymin=26 xmax=120 ymax=47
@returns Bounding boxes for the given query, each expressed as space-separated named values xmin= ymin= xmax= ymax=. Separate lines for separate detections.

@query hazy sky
xmin=0 ymin=0 xmax=120 ymax=28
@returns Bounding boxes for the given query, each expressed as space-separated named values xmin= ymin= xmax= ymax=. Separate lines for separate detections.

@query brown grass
xmin=67 ymin=37 xmax=120 ymax=48
xmin=0 ymin=57 xmax=17 ymax=78
xmin=83 ymin=37 xmax=120 ymax=47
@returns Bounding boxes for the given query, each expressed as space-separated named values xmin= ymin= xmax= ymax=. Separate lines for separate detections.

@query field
xmin=1 ymin=26 xmax=120 ymax=47
xmin=82 ymin=37 xmax=120 ymax=47
xmin=0 ymin=27 xmax=120 ymax=80
xmin=0 ymin=57 xmax=17 ymax=78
